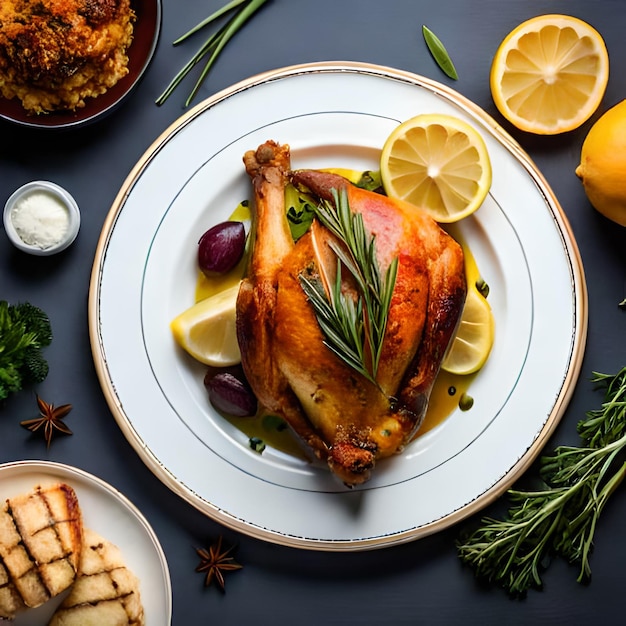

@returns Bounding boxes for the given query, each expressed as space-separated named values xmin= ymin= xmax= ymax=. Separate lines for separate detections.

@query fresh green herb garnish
xmin=457 ymin=367 xmax=626 ymax=596
xmin=249 ymin=436 xmax=266 ymax=453
xmin=0 ymin=301 xmax=52 ymax=401
xmin=287 ymin=172 xmax=384 ymax=241
xmin=285 ymin=185 xmax=316 ymax=241
xmin=476 ymin=278 xmax=490 ymax=299
xmin=299 ymin=188 xmax=398 ymax=387
xmin=156 ymin=0 xmax=270 ymax=107
xmin=422 ymin=25 xmax=459 ymax=80
xmin=355 ymin=170 xmax=384 ymax=193
xmin=261 ymin=414 xmax=287 ymax=432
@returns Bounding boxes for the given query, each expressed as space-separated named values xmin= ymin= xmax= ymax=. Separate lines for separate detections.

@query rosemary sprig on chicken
xmin=299 ymin=188 xmax=398 ymax=387
xmin=457 ymin=367 xmax=626 ymax=596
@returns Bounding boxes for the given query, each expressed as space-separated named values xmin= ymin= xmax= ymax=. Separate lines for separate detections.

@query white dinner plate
xmin=0 ymin=461 xmax=172 ymax=624
xmin=89 ymin=62 xmax=587 ymax=551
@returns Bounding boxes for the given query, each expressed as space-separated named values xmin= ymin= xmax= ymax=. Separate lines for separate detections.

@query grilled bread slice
xmin=49 ymin=528 xmax=144 ymax=626
xmin=0 ymin=483 xmax=83 ymax=619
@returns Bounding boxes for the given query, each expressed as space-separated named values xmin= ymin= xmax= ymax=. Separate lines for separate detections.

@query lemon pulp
xmin=490 ymin=14 xmax=609 ymax=134
xmin=170 ymin=283 xmax=241 ymax=367
xmin=380 ymin=113 xmax=492 ymax=223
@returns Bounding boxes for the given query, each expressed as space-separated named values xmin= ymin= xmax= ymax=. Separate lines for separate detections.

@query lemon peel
xmin=575 ymin=99 xmax=626 ymax=227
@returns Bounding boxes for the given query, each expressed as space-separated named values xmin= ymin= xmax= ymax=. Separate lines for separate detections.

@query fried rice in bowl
xmin=0 ymin=0 xmax=136 ymax=115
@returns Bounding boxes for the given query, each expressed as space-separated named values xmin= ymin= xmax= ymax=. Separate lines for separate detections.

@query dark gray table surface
xmin=2 ymin=1 xmax=625 ymax=624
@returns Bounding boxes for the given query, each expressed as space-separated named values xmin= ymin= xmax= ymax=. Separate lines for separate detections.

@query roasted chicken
xmin=237 ymin=141 xmax=466 ymax=486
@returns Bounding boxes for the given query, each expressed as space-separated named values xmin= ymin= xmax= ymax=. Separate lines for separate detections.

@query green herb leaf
xmin=262 ymin=414 xmax=287 ymax=432
xmin=422 ymin=25 xmax=459 ymax=80
xmin=285 ymin=184 xmax=316 ymax=241
xmin=457 ymin=367 xmax=626 ymax=596
xmin=300 ymin=271 xmax=373 ymax=384
xmin=355 ymin=170 xmax=384 ymax=194
xmin=298 ymin=189 xmax=398 ymax=387
xmin=475 ymin=278 xmax=490 ymax=299
xmin=249 ymin=436 xmax=266 ymax=453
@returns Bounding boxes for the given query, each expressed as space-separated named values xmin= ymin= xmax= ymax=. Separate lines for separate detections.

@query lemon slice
xmin=170 ymin=283 xmax=241 ymax=367
xmin=441 ymin=284 xmax=494 ymax=376
xmin=490 ymin=14 xmax=609 ymax=135
xmin=380 ymin=114 xmax=492 ymax=223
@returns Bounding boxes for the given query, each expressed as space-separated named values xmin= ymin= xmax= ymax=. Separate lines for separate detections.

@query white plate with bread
xmin=0 ymin=460 xmax=171 ymax=625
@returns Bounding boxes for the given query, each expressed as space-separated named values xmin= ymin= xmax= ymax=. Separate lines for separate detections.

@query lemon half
xmin=170 ymin=283 xmax=241 ymax=367
xmin=490 ymin=14 xmax=609 ymax=135
xmin=380 ymin=114 xmax=492 ymax=223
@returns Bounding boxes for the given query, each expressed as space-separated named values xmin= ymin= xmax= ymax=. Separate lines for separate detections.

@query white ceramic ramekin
xmin=3 ymin=180 xmax=81 ymax=256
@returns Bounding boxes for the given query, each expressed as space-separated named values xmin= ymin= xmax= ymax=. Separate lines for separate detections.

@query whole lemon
xmin=575 ymin=100 xmax=626 ymax=226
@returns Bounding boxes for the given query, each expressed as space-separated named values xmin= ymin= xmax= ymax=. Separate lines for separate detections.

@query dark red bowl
xmin=0 ymin=0 xmax=162 ymax=130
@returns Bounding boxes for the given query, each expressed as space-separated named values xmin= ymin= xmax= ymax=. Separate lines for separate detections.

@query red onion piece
xmin=205 ymin=371 xmax=257 ymax=417
xmin=198 ymin=221 xmax=245 ymax=276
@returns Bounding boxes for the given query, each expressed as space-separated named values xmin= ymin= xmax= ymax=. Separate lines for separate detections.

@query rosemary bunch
xmin=299 ymin=189 xmax=398 ymax=387
xmin=156 ymin=0 xmax=270 ymax=107
xmin=457 ymin=367 xmax=626 ymax=596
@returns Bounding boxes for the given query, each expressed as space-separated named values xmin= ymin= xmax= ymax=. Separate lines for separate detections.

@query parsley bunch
xmin=0 ymin=301 xmax=52 ymax=401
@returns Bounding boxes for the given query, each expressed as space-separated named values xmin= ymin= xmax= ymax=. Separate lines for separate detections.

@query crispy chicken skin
xmin=237 ymin=141 xmax=466 ymax=486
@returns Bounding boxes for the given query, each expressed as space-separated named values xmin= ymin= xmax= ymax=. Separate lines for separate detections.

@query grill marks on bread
xmin=49 ymin=528 xmax=144 ymax=625
xmin=0 ymin=483 xmax=83 ymax=619
xmin=0 ymin=484 xmax=145 ymax=624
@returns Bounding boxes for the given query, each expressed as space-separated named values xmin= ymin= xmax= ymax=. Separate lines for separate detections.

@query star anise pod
xmin=195 ymin=536 xmax=242 ymax=591
xmin=21 ymin=395 xmax=73 ymax=448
